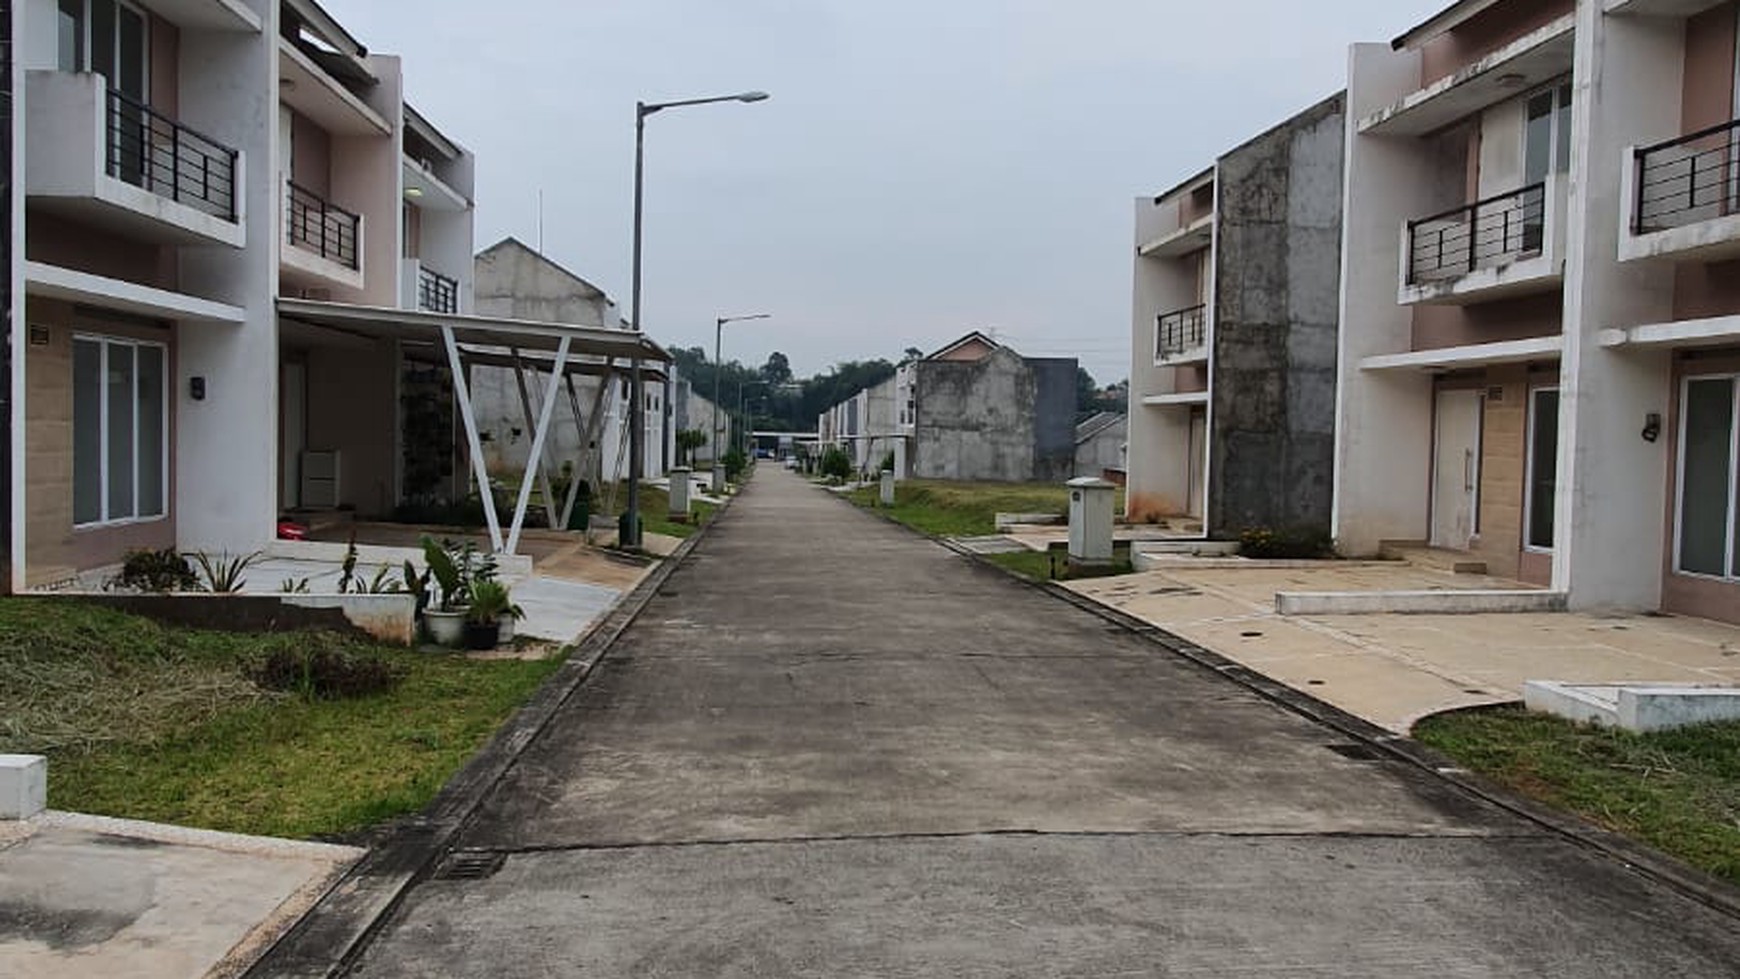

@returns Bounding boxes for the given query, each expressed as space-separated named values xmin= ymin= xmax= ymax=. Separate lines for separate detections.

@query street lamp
xmin=713 ymin=313 xmax=770 ymax=490
xmin=738 ymin=379 xmax=770 ymax=457
xmin=624 ymin=90 xmax=769 ymax=548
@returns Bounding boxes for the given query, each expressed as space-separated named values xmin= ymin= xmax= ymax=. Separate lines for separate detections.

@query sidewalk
xmin=1066 ymin=564 xmax=1740 ymax=733
xmin=0 ymin=812 xmax=359 ymax=979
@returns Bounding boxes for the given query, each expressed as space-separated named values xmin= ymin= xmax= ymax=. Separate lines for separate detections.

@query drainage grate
xmin=1324 ymin=743 xmax=1385 ymax=762
xmin=433 ymin=850 xmax=507 ymax=881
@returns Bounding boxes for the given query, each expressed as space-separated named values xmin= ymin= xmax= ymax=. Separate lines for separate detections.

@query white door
xmin=1432 ymin=389 xmax=1482 ymax=550
xmin=1187 ymin=407 xmax=1207 ymax=518
xmin=281 ymin=360 xmax=307 ymax=508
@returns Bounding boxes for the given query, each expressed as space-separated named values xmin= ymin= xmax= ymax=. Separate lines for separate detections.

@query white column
xmin=442 ymin=326 xmax=503 ymax=551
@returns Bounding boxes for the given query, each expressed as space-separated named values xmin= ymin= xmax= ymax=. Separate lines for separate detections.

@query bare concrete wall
xmin=912 ymin=348 xmax=1036 ymax=482
xmin=1209 ymin=93 xmax=1344 ymax=537
xmin=909 ymin=348 xmax=1078 ymax=483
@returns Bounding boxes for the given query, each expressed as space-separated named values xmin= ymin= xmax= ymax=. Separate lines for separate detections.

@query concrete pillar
xmin=1 ymin=755 xmax=47 ymax=820
xmin=669 ymin=467 xmax=692 ymax=522
xmin=1068 ymin=477 xmax=1116 ymax=566
xmin=711 ymin=465 xmax=725 ymax=493
xmin=893 ymin=438 xmax=908 ymax=480
xmin=880 ymin=469 xmax=896 ymax=507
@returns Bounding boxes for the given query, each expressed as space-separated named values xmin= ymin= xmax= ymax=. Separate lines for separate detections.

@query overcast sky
xmin=329 ymin=0 xmax=1443 ymax=384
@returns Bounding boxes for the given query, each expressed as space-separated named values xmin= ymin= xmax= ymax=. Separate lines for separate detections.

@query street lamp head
xmin=735 ymin=91 xmax=771 ymax=103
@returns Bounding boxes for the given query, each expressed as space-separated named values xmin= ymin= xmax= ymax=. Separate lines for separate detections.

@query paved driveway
xmin=343 ymin=468 xmax=1740 ymax=977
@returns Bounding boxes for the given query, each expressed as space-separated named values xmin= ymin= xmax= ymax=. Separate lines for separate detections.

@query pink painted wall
xmin=1681 ymin=3 xmax=1736 ymax=135
xmin=27 ymin=213 xmax=173 ymax=289
xmin=291 ymin=112 xmax=332 ymax=197
xmin=1419 ymin=0 xmax=1576 ymax=87
xmin=1411 ymin=292 xmax=1563 ymax=351
xmin=149 ymin=16 xmax=178 ymax=118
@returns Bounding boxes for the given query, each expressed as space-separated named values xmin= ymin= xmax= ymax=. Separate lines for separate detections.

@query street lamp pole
xmin=624 ymin=90 xmax=768 ymax=548
xmin=713 ymin=313 xmax=770 ymax=491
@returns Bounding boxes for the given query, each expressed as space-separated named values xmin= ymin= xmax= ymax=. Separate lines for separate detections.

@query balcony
xmin=1400 ymin=177 xmax=1566 ymax=305
xmin=25 ymin=72 xmax=245 ymax=248
xmin=1620 ymin=118 xmax=1740 ymax=264
xmin=281 ymin=180 xmax=364 ymax=292
xmin=418 ymin=265 xmax=459 ymax=314
xmin=1358 ymin=14 xmax=1575 ymax=137
xmin=1155 ymin=304 xmax=1208 ymax=365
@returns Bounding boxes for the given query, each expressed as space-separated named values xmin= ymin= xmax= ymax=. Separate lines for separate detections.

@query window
xmin=56 ymin=0 xmax=148 ymax=98
xmin=73 ymin=335 xmax=166 ymax=527
xmin=1525 ymin=388 xmax=1559 ymax=551
xmin=1677 ymin=376 xmax=1740 ymax=579
xmin=1524 ymin=81 xmax=1573 ymax=185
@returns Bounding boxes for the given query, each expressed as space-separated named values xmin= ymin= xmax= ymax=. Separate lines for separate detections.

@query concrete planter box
xmin=64 ymin=593 xmax=418 ymax=645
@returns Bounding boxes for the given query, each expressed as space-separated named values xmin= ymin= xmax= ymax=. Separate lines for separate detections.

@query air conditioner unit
xmin=301 ymin=450 xmax=342 ymax=509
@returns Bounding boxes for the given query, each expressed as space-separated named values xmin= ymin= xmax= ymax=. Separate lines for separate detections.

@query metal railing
xmin=1156 ymin=304 xmax=1207 ymax=361
xmin=285 ymin=181 xmax=360 ymax=269
xmin=418 ymin=265 xmax=458 ymax=313
xmin=1407 ymin=182 xmax=1546 ymax=284
xmin=105 ymin=89 xmax=238 ymax=221
xmin=1634 ymin=118 xmax=1740 ymax=234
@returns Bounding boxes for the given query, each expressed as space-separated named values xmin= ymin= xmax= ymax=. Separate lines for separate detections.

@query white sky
xmin=328 ymin=0 xmax=1447 ymax=383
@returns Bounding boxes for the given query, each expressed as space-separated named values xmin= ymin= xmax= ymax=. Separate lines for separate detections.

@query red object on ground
xmin=277 ymin=521 xmax=308 ymax=541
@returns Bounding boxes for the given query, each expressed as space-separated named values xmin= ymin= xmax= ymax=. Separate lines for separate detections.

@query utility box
xmin=880 ymin=469 xmax=896 ymax=507
xmin=1 ymin=754 xmax=47 ymax=820
xmin=669 ymin=467 xmax=692 ymax=522
xmin=1067 ymin=477 xmax=1116 ymax=566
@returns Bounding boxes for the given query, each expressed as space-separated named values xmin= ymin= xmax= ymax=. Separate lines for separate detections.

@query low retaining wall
xmin=1276 ymin=589 xmax=1567 ymax=616
xmin=57 ymin=593 xmax=418 ymax=645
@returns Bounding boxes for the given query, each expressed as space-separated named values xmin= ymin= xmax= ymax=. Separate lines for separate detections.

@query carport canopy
xmin=277 ymin=299 xmax=672 ymax=555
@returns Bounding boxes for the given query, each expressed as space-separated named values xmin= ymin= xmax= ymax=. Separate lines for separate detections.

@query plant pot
xmin=423 ymin=608 xmax=467 ymax=647
xmin=463 ymin=620 xmax=499 ymax=651
xmin=497 ymin=617 xmax=516 ymax=645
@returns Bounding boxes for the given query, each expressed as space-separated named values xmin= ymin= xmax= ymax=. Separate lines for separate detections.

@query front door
xmin=1432 ymin=389 xmax=1482 ymax=550
xmin=1187 ymin=406 xmax=1207 ymax=518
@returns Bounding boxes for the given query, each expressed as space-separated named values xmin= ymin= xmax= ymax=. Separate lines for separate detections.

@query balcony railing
xmin=1407 ymin=183 xmax=1546 ymax=284
xmin=1156 ymin=304 xmax=1207 ymax=361
xmin=286 ymin=181 xmax=360 ymax=269
xmin=418 ymin=266 xmax=459 ymax=314
xmin=105 ymin=89 xmax=238 ymax=221
xmin=1634 ymin=118 xmax=1740 ymax=234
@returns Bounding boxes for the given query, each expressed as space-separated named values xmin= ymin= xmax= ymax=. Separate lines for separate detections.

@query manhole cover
xmin=434 ymin=850 xmax=507 ymax=881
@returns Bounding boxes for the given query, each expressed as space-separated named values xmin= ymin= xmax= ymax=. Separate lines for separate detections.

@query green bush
xmin=109 ymin=549 xmax=199 ymax=593
xmin=723 ymin=447 xmax=749 ymax=481
xmin=1238 ymin=526 xmax=1335 ymax=560
xmin=878 ymin=450 xmax=896 ymax=474
xmin=249 ymin=646 xmax=407 ymax=701
xmin=820 ymin=447 xmax=853 ymax=480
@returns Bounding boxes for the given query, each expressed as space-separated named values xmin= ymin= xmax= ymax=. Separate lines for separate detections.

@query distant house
xmin=469 ymin=238 xmax=667 ymax=486
xmin=820 ymin=332 xmax=1077 ymax=483
xmin=1074 ymin=412 xmax=1127 ymax=480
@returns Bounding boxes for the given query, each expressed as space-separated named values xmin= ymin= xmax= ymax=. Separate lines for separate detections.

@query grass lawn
xmin=1414 ymin=706 xmax=1740 ymax=886
xmin=985 ymin=548 xmax=1136 ymax=582
xmin=595 ymin=482 xmax=718 ymax=540
xmin=847 ymin=479 xmax=1126 ymax=538
xmin=0 ymin=599 xmax=564 ymax=840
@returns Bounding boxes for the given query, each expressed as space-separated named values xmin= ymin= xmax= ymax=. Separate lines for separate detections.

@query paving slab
xmin=0 ymin=812 xmax=359 ymax=979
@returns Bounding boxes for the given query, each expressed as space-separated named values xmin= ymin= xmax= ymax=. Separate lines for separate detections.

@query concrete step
xmin=1379 ymin=541 xmax=1487 ymax=575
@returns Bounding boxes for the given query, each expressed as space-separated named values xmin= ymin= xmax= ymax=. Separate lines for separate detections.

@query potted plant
xmin=464 ymin=580 xmax=521 ymax=650
xmin=419 ymin=536 xmax=467 ymax=646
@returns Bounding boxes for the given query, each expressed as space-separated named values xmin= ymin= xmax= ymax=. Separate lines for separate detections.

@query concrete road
xmin=347 ymin=469 xmax=1740 ymax=977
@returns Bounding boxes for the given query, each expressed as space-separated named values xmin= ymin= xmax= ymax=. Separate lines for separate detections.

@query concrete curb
xmin=241 ymin=490 xmax=740 ymax=979
xmin=828 ymin=490 xmax=1740 ymax=922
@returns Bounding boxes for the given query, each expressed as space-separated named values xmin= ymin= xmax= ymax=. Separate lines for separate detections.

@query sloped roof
xmin=926 ymin=330 xmax=1002 ymax=361
xmin=476 ymin=237 xmax=610 ymax=302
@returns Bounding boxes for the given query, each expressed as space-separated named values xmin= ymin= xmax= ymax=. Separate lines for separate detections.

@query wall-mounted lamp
xmin=1642 ymin=412 xmax=1662 ymax=443
xmin=190 ymin=377 xmax=206 ymax=401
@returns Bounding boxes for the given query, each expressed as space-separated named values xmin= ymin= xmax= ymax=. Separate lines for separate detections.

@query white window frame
xmin=73 ymin=333 xmax=169 ymax=530
xmin=1672 ymin=372 xmax=1740 ymax=582
xmin=1522 ymin=385 xmax=1560 ymax=554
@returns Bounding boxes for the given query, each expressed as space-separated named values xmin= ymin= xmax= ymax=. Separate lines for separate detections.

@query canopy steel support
xmin=441 ymin=325 xmax=504 ymax=552
xmin=506 ymin=337 xmax=571 ymax=554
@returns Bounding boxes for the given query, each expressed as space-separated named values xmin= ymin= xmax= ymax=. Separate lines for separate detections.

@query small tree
xmin=820 ymin=446 xmax=853 ymax=480
xmin=675 ymin=428 xmax=709 ymax=466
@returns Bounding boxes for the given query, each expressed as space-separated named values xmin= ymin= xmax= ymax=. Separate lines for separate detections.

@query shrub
xmin=249 ymin=646 xmax=406 ymax=701
xmin=723 ymin=447 xmax=749 ymax=481
xmin=1238 ymin=526 xmax=1335 ymax=560
xmin=191 ymin=551 xmax=262 ymax=593
xmin=820 ymin=447 xmax=853 ymax=480
xmin=109 ymin=549 xmax=199 ymax=593
xmin=878 ymin=450 xmax=896 ymax=474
